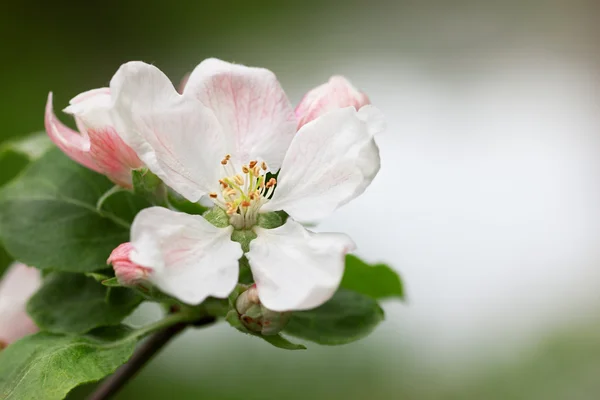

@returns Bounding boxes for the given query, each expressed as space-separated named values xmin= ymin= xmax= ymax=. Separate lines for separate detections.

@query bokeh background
xmin=3 ymin=1 xmax=600 ymax=399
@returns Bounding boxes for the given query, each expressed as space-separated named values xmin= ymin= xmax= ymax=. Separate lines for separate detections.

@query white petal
xmin=62 ymin=88 xmax=143 ymax=188
xmin=110 ymin=62 xmax=225 ymax=202
xmin=183 ymin=58 xmax=296 ymax=171
xmin=261 ymin=106 xmax=385 ymax=222
xmin=129 ymin=207 xmax=243 ymax=304
xmin=64 ymin=87 xmax=113 ymax=135
xmin=246 ymin=218 xmax=356 ymax=311
xmin=0 ymin=263 xmax=41 ymax=345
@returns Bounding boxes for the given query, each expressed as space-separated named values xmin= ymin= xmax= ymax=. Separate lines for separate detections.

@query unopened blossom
xmin=235 ymin=285 xmax=291 ymax=335
xmin=0 ymin=263 xmax=41 ymax=348
xmin=108 ymin=58 xmax=384 ymax=311
xmin=107 ymin=242 xmax=151 ymax=286
xmin=45 ymin=89 xmax=143 ymax=188
xmin=295 ymin=76 xmax=371 ymax=129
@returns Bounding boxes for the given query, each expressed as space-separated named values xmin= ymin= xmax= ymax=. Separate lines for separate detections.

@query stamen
xmin=241 ymin=200 xmax=251 ymax=207
xmin=249 ymin=160 xmax=258 ymax=169
xmin=242 ymin=165 xmax=249 ymax=174
xmin=261 ymin=161 xmax=267 ymax=171
xmin=209 ymin=192 xmax=218 ymax=199
xmin=221 ymin=159 xmax=228 ymax=165
xmin=266 ymin=178 xmax=277 ymax=188
xmin=234 ymin=175 xmax=244 ymax=186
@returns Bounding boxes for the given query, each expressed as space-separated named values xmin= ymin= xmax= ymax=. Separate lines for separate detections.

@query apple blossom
xmin=0 ymin=263 xmax=41 ymax=348
xmin=108 ymin=58 xmax=384 ymax=311
xmin=295 ymin=75 xmax=371 ymax=129
xmin=107 ymin=242 xmax=151 ymax=286
xmin=45 ymin=89 xmax=143 ymax=188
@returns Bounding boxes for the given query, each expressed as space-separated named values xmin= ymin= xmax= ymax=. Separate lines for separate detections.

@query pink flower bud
xmin=235 ymin=285 xmax=291 ymax=335
xmin=107 ymin=243 xmax=151 ymax=286
xmin=295 ymin=76 xmax=371 ymax=129
xmin=45 ymin=90 xmax=143 ymax=188
xmin=0 ymin=263 xmax=41 ymax=348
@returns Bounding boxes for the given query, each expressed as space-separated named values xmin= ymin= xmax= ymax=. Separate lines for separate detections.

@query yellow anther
xmin=249 ymin=160 xmax=257 ymax=169
xmin=219 ymin=179 xmax=228 ymax=188
xmin=234 ymin=175 xmax=244 ymax=185
xmin=225 ymin=154 xmax=231 ymax=160
xmin=253 ymin=166 xmax=260 ymax=176
xmin=242 ymin=165 xmax=249 ymax=174
xmin=261 ymin=161 xmax=267 ymax=171
xmin=221 ymin=159 xmax=228 ymax=165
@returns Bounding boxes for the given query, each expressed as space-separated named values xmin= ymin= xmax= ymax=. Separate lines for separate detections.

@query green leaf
xmin=0 ymin=132 xmax=53 ymax=277
xmin=0 ymin=148 xmax=150 ymax=272
xmin=0 ymin=247 xmax=11 ymax=277
xmin=0 ymin=326 xmax=138 ymax=400
xmin=284 ymin=289 xmax=384 ymax=345
xmin=341 ymin=255 xmax=404 ymax=300
xmin=0 ymin=131 xmax=52 ymax=187
xmin=167 ymin=190 xmax=209 ymax=216
xmin=27 ymin=272 xmax=142 ymax=334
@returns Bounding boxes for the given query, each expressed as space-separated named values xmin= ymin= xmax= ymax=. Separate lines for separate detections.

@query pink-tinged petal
xmin=262 ymin=106 xmax=385 ymax=222
xmin=247 ymin=218 xmax=355 ymax=312
xmin=110 ymin=62 xmax=225 ymax=201
xmin=128 ymin=207 xmax=243 ymax=304
xmin=108 ymin=242 xmax=152 ymax=286
xmin=0 ymin=263 xmax=41 ymax=346
xmin=64 ymin=88 xmax=144 ymax=188
xmin=295 ymin=76 xmax=370 ymax=129
xmin=45 ymin=92 xmax=100 ymax=173
xmin=183 ymin=58 xmax=296 ymax=171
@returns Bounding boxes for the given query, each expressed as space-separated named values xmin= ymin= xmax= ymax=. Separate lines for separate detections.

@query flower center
xmin=209 ymin=155 xmax=276 ymax=229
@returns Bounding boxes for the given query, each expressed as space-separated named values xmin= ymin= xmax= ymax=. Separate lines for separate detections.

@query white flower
xmin=109 ymin=59 xmax=385 ymax=311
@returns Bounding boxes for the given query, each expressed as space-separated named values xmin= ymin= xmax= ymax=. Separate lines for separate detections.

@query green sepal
xmin=101 ymin=277 xmax=122 ymax=287
xmin=131 ymin=168 xmax=167 ymax=206
xmin=257 ymin=211 xmax=283 ymax=229
xmin=231 ymin=229 xmax=257 ymax=253
xmin=85 ymin=272 xmax=111 ymax=283
xmin=203 ymin=206 xmax=229 ymax=228
xmin=238 ymin=256 xmax=254 ymax=284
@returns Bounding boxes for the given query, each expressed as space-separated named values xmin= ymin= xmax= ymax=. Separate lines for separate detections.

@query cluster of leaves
xmin=0 ymin=134 xmax=403 ymax=400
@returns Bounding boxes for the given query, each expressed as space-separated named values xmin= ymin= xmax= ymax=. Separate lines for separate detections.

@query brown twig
xmin=88 ymin=316 xmax=215 ymax=400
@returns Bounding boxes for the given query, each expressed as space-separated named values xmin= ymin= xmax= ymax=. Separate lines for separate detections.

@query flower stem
xmin=96 ymin=185 xmax=124 ymax=211
xmin=88 ymin=315 xmax=216 ymax=400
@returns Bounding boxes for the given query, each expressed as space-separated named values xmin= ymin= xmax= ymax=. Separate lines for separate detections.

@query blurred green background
xmin=3 ymin=1 xmax=600 ymax=399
